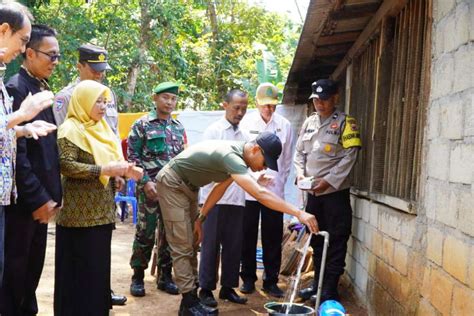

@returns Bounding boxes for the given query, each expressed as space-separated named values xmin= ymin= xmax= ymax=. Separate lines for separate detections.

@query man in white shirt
xmin=198 ymin=89 xmax=249 ymax=308
xmin=239 ymin=83 xmax=294 ymax=297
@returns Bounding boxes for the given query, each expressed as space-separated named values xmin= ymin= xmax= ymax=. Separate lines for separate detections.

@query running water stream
xmin=284 ymin=229 xmax=312 ymax=315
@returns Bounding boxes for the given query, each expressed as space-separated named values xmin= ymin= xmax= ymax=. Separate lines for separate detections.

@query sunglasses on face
xmin=34 ymin=49 xmax=61 ymax=62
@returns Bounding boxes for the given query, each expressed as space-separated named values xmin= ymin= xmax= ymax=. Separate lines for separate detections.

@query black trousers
xmin=54 ymin=224 xmax=113 ymax=316
xmin=199 ymin=205 xmax=244 ymax=290
xmin=307 ymin=189 xmax=352 ymax=279
xmin=240 ymin=200 xmax=283 ymax=286
xmin=0 ymin=207 xmax=47 ymax=316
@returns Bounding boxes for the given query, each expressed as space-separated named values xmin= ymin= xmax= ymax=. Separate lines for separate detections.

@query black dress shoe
xmin=310 ymin=290 xmax=340 ymax=304
xmin=218 ymin=287 xmax=247 ymax=304
xmin=157 ymin=278 xmax=179 ymax=295
xmin=262 ymin=283 xmax=285 ymax=298
xmin=130 ymin=279 xmax=145 ymax=297
xmin=199 ymin=289 xmax=218 ymax=307
xmin=111 ymin=291 xmax=127 ymax=305
xmin=239 ymin=282 xmax=255 ymax=294
xmin=298 ymin=285 xmax=317 ymax=301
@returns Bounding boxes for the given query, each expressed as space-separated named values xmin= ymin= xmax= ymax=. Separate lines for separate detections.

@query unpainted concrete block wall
xmin=346 ymin=198 xmax=423 ymax=315
xmin=345 ymin=0 xmax=474 ymax=315
xmin=419 ymin=0 xmax=474 ymax=314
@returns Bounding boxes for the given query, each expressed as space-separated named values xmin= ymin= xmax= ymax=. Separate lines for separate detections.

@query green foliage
xmin=26 ymin=0 xmax=300 ymax=111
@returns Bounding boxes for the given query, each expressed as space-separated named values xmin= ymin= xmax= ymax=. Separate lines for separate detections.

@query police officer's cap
xmin=154 ymin=82 xmax=180 ymax=95
xmin=78 ymin=44 xmax=112 ymax=72
xmin=309 ymin=79 xmax=338 ymax=100
xmin=256 ymin=132 xmax=282 ymax=172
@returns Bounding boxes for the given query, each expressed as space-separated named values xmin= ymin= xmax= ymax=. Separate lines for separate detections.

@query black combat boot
xmin=157 ymin=267 xmax=179 ymax=295
xmin=130 ymin=268 xmax=146 ymax=297
xmin=179 ymin=291 xmax=219 ymax=316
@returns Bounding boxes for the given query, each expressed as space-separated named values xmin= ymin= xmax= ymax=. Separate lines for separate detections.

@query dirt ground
xmin=36 ymin=222 xmax=367 ymax=315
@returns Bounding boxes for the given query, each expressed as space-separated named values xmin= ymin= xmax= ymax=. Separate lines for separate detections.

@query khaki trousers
xmin=155 ymin=165 xmax=199 ymax=294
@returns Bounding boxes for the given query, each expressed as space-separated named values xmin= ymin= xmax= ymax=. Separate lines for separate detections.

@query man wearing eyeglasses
xmin=53 ymin=44 xmax=118 ymax=135
xmin=2 ymin=24 xmax=63 ymax=315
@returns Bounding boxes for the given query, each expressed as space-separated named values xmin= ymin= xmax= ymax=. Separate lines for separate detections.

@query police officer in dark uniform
xmin=295 ymin=79 xmax=361 ymax=303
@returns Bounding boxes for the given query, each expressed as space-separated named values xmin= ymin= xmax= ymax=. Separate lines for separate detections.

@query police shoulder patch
xmin=341 ymin=115 xmax=362 ymax=148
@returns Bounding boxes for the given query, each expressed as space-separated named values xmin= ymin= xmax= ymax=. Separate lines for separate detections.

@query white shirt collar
xmin=218 ymin=116 xmax=240 ymax=131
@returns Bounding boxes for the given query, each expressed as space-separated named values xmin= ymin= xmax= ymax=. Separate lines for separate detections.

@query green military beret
xmin=153 ymin=82 xmax=179 ymax=95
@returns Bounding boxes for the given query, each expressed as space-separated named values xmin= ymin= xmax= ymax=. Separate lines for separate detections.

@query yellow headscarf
xmin=58 ymin=80 xmax=124 ymax=186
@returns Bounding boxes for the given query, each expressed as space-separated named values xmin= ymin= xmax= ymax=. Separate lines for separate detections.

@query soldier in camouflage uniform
xmin=128 ymin=82 xmax=187 ymax=297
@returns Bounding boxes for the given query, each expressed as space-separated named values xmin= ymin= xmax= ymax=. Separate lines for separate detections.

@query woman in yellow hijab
xmin=54 ymin=80 xmax=138 ymax=315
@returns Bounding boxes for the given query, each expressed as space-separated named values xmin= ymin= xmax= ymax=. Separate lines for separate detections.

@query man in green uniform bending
xmin=155 ymin=132 xmax=319 ymax=316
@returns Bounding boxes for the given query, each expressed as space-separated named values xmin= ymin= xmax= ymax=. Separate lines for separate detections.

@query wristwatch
xmin=197 ymin=213 xmax=207 ymax=223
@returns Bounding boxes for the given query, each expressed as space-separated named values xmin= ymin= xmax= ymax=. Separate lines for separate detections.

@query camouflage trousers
xmin=129 ymin=187 xmax=172 ymax=275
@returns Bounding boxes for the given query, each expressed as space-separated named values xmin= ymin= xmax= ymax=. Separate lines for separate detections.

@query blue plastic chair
xmin=115 ymin=179 xmax=138 ymax=224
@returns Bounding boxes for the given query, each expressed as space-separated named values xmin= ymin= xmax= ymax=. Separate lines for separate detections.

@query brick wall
xmin=345 ymin=0 xmax=474 ymax=315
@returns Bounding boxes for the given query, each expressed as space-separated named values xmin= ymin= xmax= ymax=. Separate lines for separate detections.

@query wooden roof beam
xmin=330 ymin=2 xmax=381 ymax=20
xmin=315 ymin=43 xmax=354 ymax=57
xmin=318 ymin=31 xmax=360 ymax=46
xmin=285 ymin=0 xmax=337 ymax=82
xmin=330 ymin=0 xmax=408 ymax=80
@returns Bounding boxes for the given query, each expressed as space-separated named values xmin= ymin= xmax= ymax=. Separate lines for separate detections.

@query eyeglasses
xmin=33 ymin=49 xmax=61 ymax=62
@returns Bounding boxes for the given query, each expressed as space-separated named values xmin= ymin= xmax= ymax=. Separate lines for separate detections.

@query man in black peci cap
xmin=154 ymin=132 xmax=319 ymax=316
xmin=53 ymin=44 xmax=119 ymax=135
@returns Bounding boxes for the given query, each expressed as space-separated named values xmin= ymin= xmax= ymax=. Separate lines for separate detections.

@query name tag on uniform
xmin=249 ymin=130 xmax=260 ymax=134
xmin=326 ymin=130 xmax=340 ymax=136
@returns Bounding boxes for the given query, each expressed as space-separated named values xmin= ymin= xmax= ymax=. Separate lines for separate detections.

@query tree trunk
xmin=206 ymin=1 xmax=226 ymax=99
xmin=207 ymin=0 xmax=219 ymax=46
xmin=124 ymin=0 xmax=152 ymax=109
